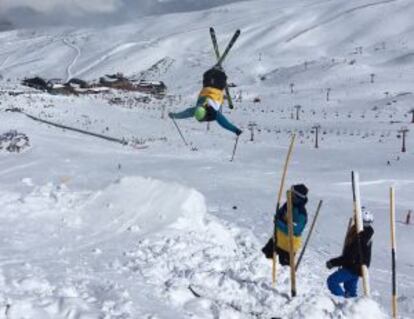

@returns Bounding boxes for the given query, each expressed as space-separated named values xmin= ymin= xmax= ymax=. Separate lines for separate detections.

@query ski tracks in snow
xmin=62 ymin=38 xmax=81 ymax=82
xmin=73 ymin=43 xmax=139 ymax=79
xmin=286 ymin=0 xmax=399 ymax=43
xmin=0 ymin=55 xmax=11 ymax=71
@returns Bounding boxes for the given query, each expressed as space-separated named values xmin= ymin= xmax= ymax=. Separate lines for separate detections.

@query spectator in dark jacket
xmin=326 ymin=208 xmax=374 ymax=298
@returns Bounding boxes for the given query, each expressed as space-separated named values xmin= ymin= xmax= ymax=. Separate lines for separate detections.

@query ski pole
xmin=170 ymin=116 xmax=189 ymax=146
xmin=230 ymin=135 xmax=239 ymax=162
xmin=295 ymin=200 xmax=323 ymax=271
xmin=287 ymin=189 xmax=297 ymax=297
xmin=272 ymin=133 xmax=296 ymax=286
xmin=390 ymin=186 xmax=398 ymax=319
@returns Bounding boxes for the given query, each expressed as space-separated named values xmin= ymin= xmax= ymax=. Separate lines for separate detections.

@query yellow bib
xmin=276 ymin=231 xmax=302 ymax=253
xmin=199 ymin=87 xmax=224 ymax=106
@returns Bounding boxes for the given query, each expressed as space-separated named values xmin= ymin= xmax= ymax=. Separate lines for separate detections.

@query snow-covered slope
xmin=0 ymin=0 xmax=413 ymax=318
xmin=0 ymin=175 xmax=388 ymax=319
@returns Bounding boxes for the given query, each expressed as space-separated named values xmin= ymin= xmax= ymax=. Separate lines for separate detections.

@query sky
xmin=0 ymin=0 xmax=247 ymax=28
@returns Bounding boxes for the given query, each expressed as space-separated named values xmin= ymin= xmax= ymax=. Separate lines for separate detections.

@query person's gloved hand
xmin=326 ymin=260 xmax=334 ymax=269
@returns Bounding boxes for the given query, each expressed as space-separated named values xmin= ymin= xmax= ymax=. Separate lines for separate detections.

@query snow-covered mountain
xmin=0 ymin=0 xmax=413 ymax=318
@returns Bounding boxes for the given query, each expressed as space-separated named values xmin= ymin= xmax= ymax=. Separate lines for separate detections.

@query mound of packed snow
xmin=0 ymin=176 xmax=389 ymax=318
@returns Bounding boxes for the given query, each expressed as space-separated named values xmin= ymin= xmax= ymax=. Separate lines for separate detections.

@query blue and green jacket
xmin=275 ymin=196 xmax=308 ymax=252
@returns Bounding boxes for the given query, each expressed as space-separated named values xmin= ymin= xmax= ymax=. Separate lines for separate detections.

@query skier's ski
xmin=209 ymin=27 xmax=235 ymax=109
xmin=351 ymin=171 xmax=370 ymax=296
xmin=209 ymin=27 xmax=220 ymax=60
xmin=215 ymin=29 xmax=241 ymax=67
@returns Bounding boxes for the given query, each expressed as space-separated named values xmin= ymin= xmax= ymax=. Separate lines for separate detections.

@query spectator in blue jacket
xmin=262 ymin=184 xmax=309 ymax=265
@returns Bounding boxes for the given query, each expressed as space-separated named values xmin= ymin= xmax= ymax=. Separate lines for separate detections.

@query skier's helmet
xmin=194 ymin=106 xmax=207 ymax=121
xmin=292 ymin=184 xmax=308 ymax=199
xmin=203 ymin=67 xmax=227 ymax=90
xmin=361 ymin=206 xmax=374 ymax=226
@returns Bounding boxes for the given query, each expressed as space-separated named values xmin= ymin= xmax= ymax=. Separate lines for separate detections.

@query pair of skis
xmin=209 ymin=27 xmax=240 ymax=110
xmin=210 ymin=27 xmax=241 ymax=161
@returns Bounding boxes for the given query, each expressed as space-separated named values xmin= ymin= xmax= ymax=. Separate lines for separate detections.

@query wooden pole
xmin=390 ymin=187 xmax=398 ymax=319
xmin=272 ymin=133 xmax=296 ymax=286
xmin=295 ymin=200 xmax=323 ymax=271
xmin=351 ymin=171 xmax=370 ymax=296
xmin=287 ymin=189 xmax=297 ymax=297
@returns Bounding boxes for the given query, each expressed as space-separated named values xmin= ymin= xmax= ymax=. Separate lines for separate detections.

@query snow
xmin=1 ymin=0 xmax=414 ymax=318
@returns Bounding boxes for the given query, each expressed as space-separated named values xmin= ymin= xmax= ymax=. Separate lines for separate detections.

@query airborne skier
xmin=168 ymin=66 xmax=242 ymax=136
xmin=326 ymin=207 xmax=374 ymax=298
xmin=169 ymin=28 xmax=242 ymax=136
